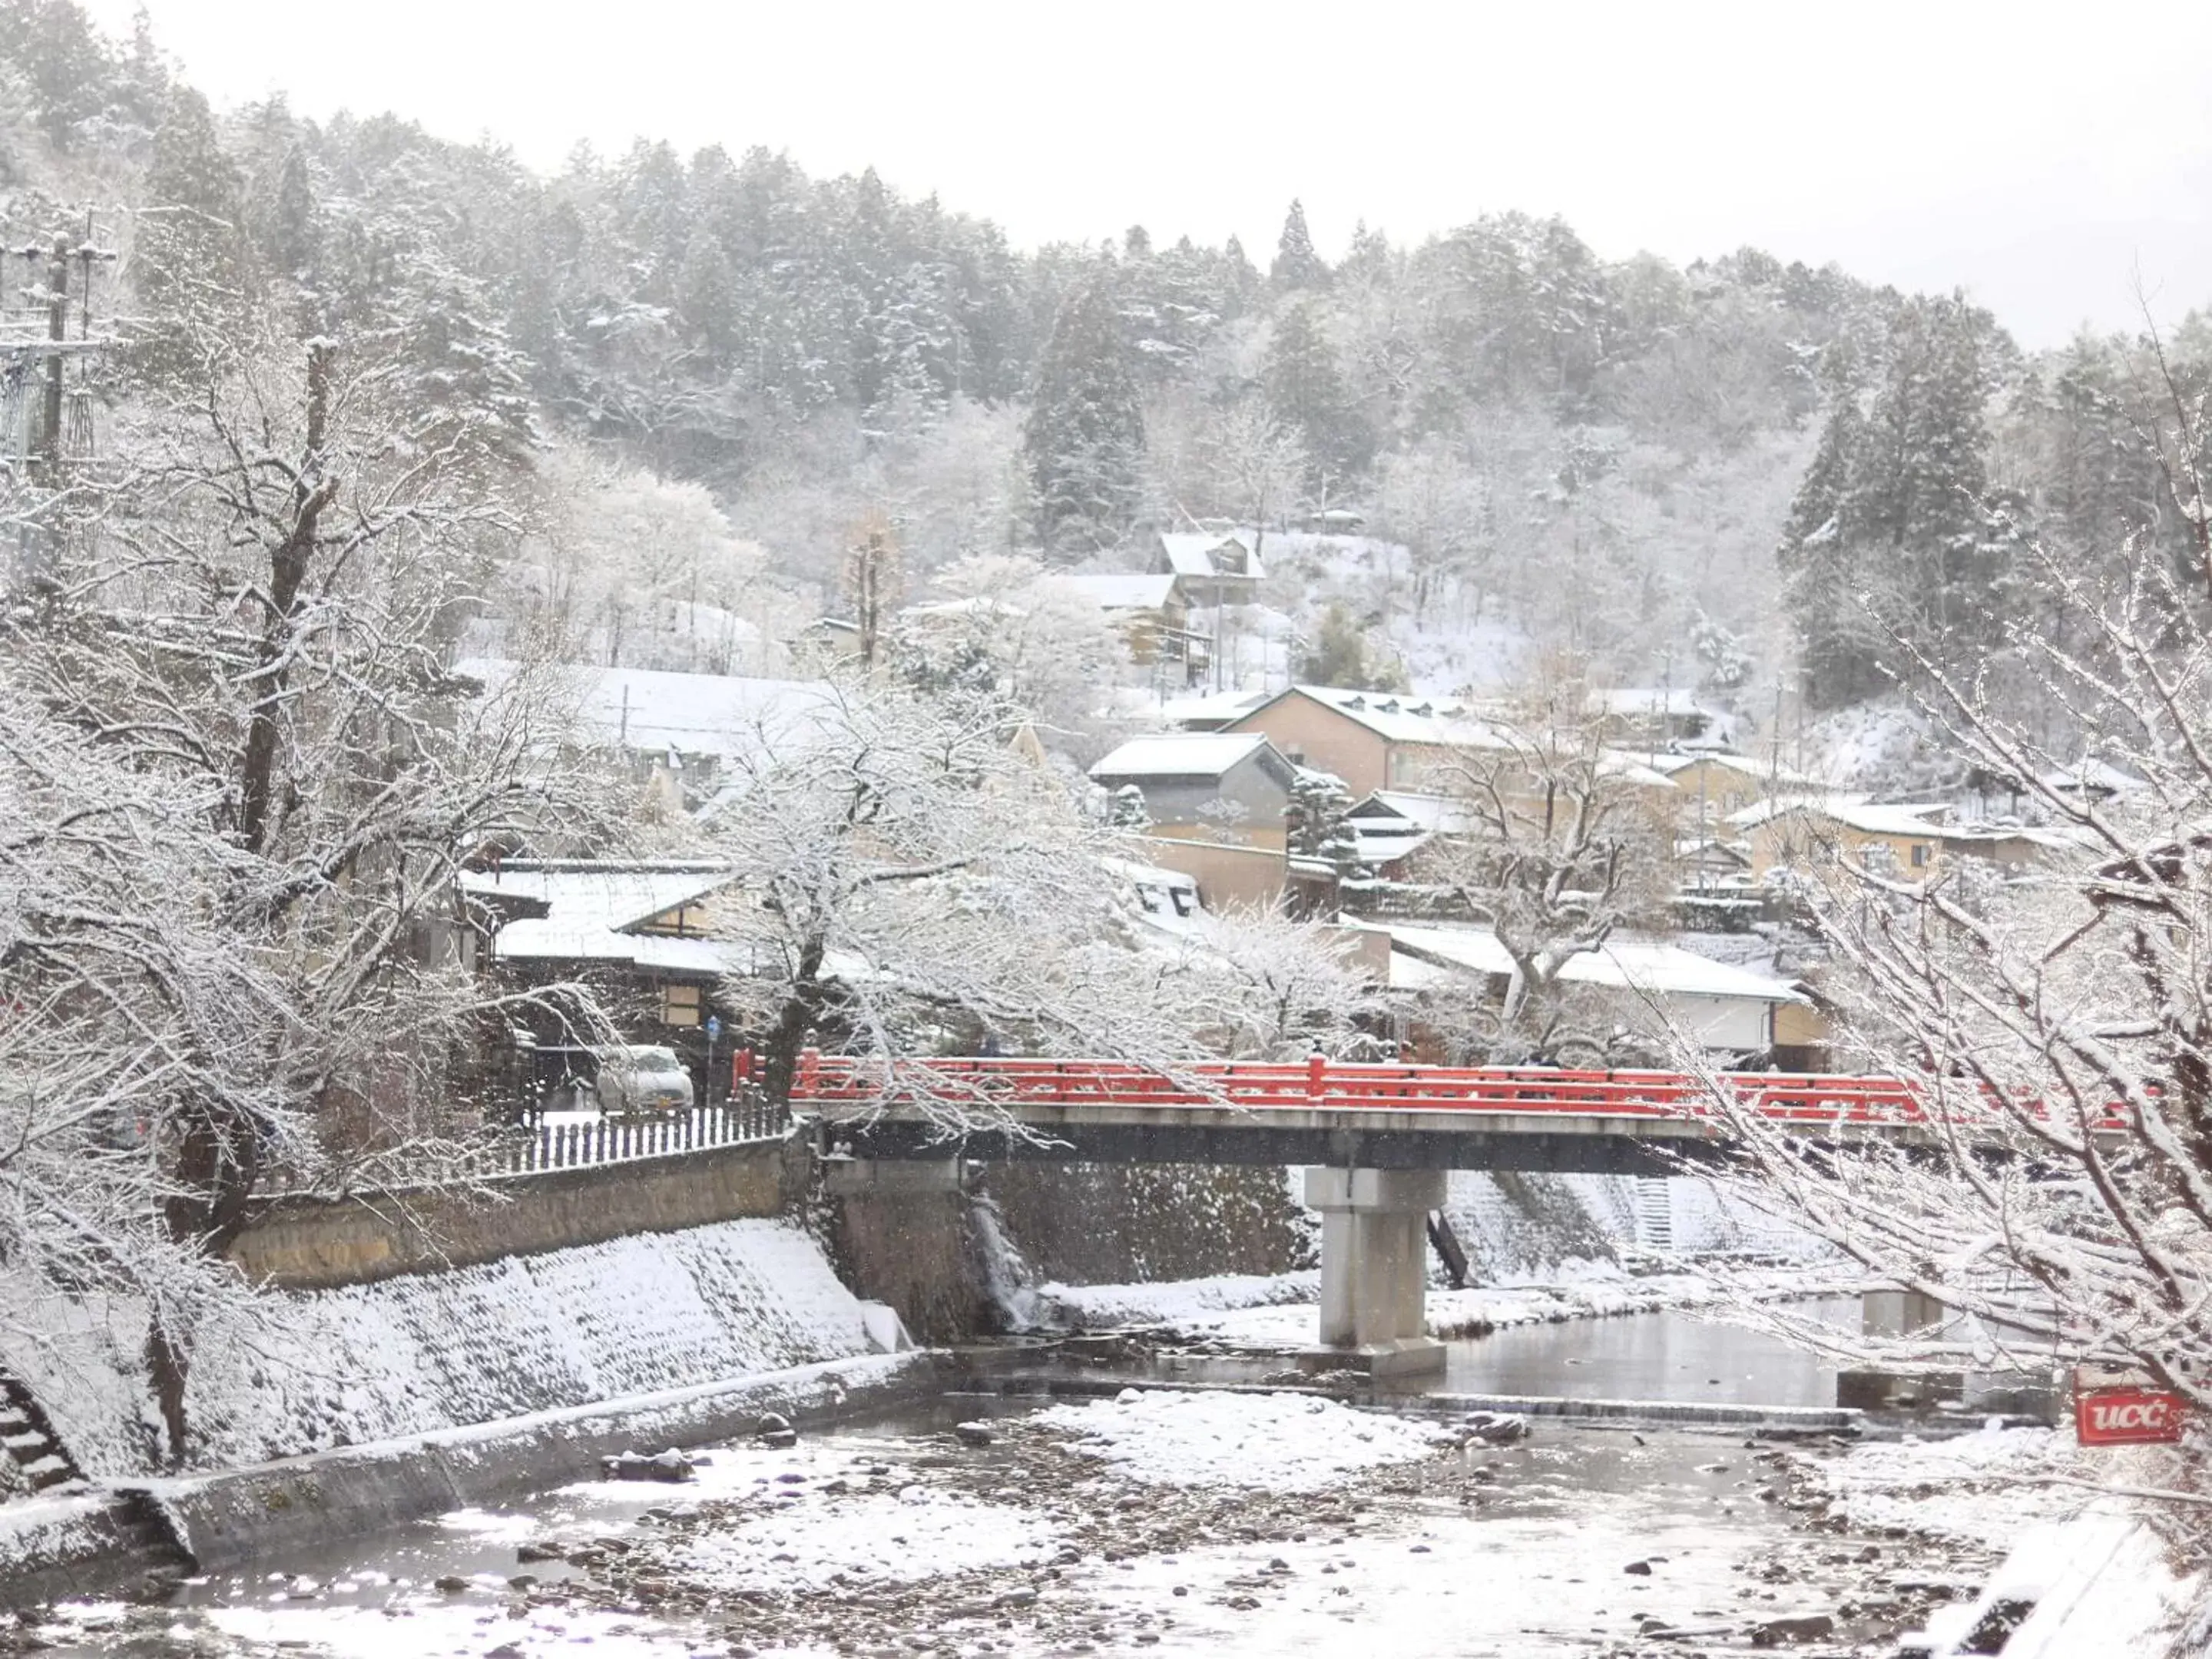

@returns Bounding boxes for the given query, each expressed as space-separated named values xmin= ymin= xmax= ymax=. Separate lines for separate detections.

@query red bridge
xmin=789 ymin=1052 xmax=2097 ymax=1174
xmin=788 ymin=1052 xmax=2115 ymax=1379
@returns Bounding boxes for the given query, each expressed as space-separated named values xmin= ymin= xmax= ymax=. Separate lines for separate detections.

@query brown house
xmin=1061 ymin=572 xmax=1209 ymax=681
xmin=1224 ymin=686 xmax=1508 ymax=798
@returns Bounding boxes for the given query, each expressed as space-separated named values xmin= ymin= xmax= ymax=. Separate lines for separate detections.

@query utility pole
xmin=37 ymin=238 xmax=65 ymax=478
xmin=7 ymin=214 xmax=114 ymax=591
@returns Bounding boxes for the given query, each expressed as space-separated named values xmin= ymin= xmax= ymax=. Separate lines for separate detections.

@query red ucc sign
xmin=2075 ymin=1386 xmax=2187 ymax=1446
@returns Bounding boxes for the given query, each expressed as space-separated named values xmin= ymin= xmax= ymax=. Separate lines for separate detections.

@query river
xmin=20 ymin=1305 xmax=1974 ymax=1659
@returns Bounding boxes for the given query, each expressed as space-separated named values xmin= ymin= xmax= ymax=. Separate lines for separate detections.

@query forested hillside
xmin=3 ymin=0 xmax=2206 ymax=757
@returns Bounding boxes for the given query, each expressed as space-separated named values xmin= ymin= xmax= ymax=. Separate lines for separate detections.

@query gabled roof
xmin=1233 ymin=685 xmax=1509 ymax=749
xmin=1385 ymin=922 xmax=1803 ymax=1004
xmin=1346 ymin=790 xmax=1479 ymax=834
xmin=1158 ymin=531 xmax=1264 ymax=582
xmin=1158 ymin=689 xmax=1271 ymax=730
xmin=459 ymin=862 xmax=735 ymax=932
xmin=2040 ymin=759 xmax=2144 ymax=796
xmin=1063 ymin=572 xmax=1181 ymax=611
xmin=1089 ymin=732 xmax=1279 ymax=781
xmin=1647 ymin=750 xmax=1820 ymax=790
xmin=1595 ymin=752 xmax=1682 ymax=790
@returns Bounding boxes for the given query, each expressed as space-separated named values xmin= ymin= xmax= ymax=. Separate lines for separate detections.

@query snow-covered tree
xmin=891 ymin=554 xmax=1130 ymax=741
xmin=515 ymin=447 xmax=784 ymax=673
xmin=1296 ymin=599 xmax=1402 ymax=691
xmin=700 ymin=685 xmax=1211 ymax=1114
xmin=1167 ymin=907 xmax=1379 ymax=1061
xmin=1022 ymin=273 xmax=1145 ymax=555
xmin=6 ymin=321 xmax=614 ymax=1456
xmin=1269 ymin=198 xmax=1328 ymax=293
xmin=1709 ymin=367 xmax=2212 ymax=1424
xmin=1420 ymin=680 xmax=1672 ymax=1062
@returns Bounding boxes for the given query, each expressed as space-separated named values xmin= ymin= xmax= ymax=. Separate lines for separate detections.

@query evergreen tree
xmin=1022 ymin=273 xmax=1145 ymax=555
xmin=0 ymin=0 xmax=114 ymax=148
xmin=1283 ymin=770 xmax=1369 ymax=883
xmin=131 ymin=86 xmax=252 ymax=377
xmin=1220 ymin=233 xmax=1261 ymax=315
xmin=1778 ymin=297 xmax=2008 ymax=708
xmin=1853 ymin=293 xmax=2006 ymax=671
xmin=1270 ymin=197 xmax=1329 ymax=291
xmin=1108 ymin=783 xmax=1151 ymax=830
xmin=1264 ymin=300 xmax=1369 ymax=482
xmin=1777 ymin=392 xmax=1883 ymax=708
xmin=1296 ymin=601 xmax=1402 ymax=690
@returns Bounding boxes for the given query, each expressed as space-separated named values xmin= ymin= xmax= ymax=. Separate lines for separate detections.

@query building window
xmin=1909 ymin=843 xmax=1930 ymax=868
xmin=661 ymin=982 xmax=704 ymax=1027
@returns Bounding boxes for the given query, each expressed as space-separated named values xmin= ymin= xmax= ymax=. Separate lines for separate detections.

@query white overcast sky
xmin=84 ymin=0 xmax=2212 ymax=349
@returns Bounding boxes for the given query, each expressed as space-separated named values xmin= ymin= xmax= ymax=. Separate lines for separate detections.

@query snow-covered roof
xmin=1062 ymin=572 xmax=1181 ymax=611
xmin=1346 ymin=825 xmax=1435 ymax=867
xmin=1595 ymin=752 xmax=1682 ymax=790
xmin=459 ymin=658 xmax=838 ymax=763
xmin=1586 ymin=687 xmax=1716 ymax=720
xmin=901 ymin=594 xmax=1019 ymax=621
xmin=1768 ymin=800 xmax=1953 ymax=838
xmin=1157 ymin=531 xmax=1263 ymax=582
xmin=490 ymin=917 xmax=746 ymax=976
xmin=1386 ymin=922 xmax=1805 ymax=1004
xmin=1727 ymin=793 xmax=1873 ymax=830
xmin=1346 ymin=791 xmax=1479 ymax=834
xmin=2038 ymin=759 xmax=2144 ymax=796
xmin=1158 ymin=689 xmax=1271 ymax=729
xmin=1647 ymin=750 xmax=1820 ymax=789
xmin=1104 ymin=855 xmax=1200 ymax=892
xmin=1247 ymin=686 xmax=1508 ymax=749
xmin=1090 ymin=732 xmax=1276 ymax=781
xmin=1106 ymin=855 xmax=1205 ymax=937
xmin=459 ymin=863 xmax=735 ymax=932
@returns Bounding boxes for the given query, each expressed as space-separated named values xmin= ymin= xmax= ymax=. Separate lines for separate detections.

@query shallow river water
xmin=21 ymin=1307 xmax=1953 ymax=1659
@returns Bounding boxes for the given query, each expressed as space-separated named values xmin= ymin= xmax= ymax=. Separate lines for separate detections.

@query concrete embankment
xmin=147 ymin=1349 xmax=945 ymax=1572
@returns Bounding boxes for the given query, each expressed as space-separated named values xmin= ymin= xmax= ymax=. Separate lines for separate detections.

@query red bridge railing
xmin=784 ymin=1051 xmax=2127 ymax=1132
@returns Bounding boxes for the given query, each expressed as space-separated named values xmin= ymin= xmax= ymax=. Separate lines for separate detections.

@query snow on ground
xmin=0 ymin=1490 xmax=124 ymax=1584
xmin=1813 ymin=1423 xmax=2088 ymax=1551
xmin=564 ymin=1430 xmax=1060 ymax=1595
xmin=195 ymin=1598 xmax=710 ymax=1659
xmin=1035 ymin=1269 xmax=1320 ymax=1329
xmin=680 ymin=1487 xmax=1058 ymax=1592
xmin=1033 ymin=1387 xmax=1451 ymax=1492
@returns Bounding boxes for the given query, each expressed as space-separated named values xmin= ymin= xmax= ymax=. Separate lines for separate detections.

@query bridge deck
xmin=787 ymin=1056 xmax=2117 ymax=1174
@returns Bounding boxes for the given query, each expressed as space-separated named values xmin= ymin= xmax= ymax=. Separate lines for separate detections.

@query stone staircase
xmin=1635 ymin=1177 xmax=1675 ymax=1257
xmin=1 ymin=1368 xmax=81 ymax=1495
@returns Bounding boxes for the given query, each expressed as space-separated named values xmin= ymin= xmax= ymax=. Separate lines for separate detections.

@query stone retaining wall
xmin=224 ymin=1137 xmax=795 ymax=1290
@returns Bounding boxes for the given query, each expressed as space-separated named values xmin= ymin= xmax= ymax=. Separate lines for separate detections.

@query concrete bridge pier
xmin=1837 ymin=1286 xmax=1957 ymax=1411
xmin=1302 ymin=1167 xmax=1448 ymax=1379
xmin=1861 ymin=1286 xmax=1945 ymax=1339
xmin=820 ymin=1157 xmax=982 ymax=1344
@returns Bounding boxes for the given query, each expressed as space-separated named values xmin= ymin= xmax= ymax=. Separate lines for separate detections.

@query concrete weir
xmin=1303 ymin=1167 xmax=1449 ymax=1378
